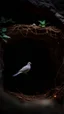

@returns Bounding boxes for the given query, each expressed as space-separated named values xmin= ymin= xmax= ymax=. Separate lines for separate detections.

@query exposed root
xmin=7 ymin=24 xmax=61 ymax=39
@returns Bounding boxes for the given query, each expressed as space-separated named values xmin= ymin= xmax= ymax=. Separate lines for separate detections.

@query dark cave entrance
xmin=3 ymin=38 xmax=56 ymax=95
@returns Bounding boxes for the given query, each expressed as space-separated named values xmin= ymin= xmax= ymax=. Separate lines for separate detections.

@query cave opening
xmin=3 ymin=38 xmax=56 ymax=95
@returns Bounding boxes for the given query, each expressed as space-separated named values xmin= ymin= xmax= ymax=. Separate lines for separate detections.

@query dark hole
xmin=3 ymin=38 xmax=56 ymax=95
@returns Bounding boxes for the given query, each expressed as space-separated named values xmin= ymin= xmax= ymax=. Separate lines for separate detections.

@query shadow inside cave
xmin=3 ymin=38 xmax=56 ymax=95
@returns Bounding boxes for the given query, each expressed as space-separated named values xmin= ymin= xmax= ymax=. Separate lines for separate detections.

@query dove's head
xmin=27 ymin=62 xmax=32 ymax=65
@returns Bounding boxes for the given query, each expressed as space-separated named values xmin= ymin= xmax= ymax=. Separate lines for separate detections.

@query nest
xmin=7 ymin=83 xmax=64 ymax=102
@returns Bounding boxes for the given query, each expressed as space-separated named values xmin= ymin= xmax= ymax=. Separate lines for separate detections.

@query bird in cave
xmin=13 ymin=62 xmax=31 ymax=77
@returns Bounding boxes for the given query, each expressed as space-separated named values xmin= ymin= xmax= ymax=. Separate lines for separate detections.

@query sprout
xmin=0 ymin=27 xmax=11 ymax=43
xmin=39 ymin=20 xmax=46 ymax=27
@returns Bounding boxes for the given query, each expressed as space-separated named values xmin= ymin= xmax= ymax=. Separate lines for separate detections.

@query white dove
xmin=13 ymin=62 xmax=31 ymax=77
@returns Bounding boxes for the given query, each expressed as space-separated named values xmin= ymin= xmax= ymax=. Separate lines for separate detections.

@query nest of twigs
xmin=7 ymin=83 xmax=64 ymax=102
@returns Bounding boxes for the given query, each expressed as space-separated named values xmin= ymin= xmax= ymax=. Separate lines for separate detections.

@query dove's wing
xmin=13 ymin=64 xmax=31 ymax=77
xmin=13 ymin=72 xmax=20 ymax=77
xmin=19 ymin=64 xmax=31 ymax=73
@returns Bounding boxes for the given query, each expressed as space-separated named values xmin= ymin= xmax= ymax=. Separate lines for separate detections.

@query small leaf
xmin=39 ymin=20 xmax=46 ymax=27
xmin=2 ymin=28 xmax=7 ymax=32
xmin=2 ymin=34 xmax=11 ymax=39
xmin=39 ymin=20 xmax=46 ymax=25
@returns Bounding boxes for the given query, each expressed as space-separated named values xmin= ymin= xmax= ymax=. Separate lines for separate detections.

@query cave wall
xmin=1 ymin=24 xmax=63 ymax=95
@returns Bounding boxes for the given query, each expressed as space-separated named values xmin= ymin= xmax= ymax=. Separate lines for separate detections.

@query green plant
xmin=0 ymin=27 xmax=11 ymax=43
xmin=0 ymin=16 xmax=14 ymax=43
xmin=0 ymin=16 xmax=15 ymax=24
xmin=39 ymin=20 xmax=46 ymax=27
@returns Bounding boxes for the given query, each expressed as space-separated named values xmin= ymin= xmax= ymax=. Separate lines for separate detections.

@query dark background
xmin=0 ymin=0 xmax=64 ymax=95
xmin=0 ymin=0 xmax=64 ymax=26
xmin=3 ymin=38 xmax=56 ymax=95
xmin=0 ymin=0 xmax=64 ymax=113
